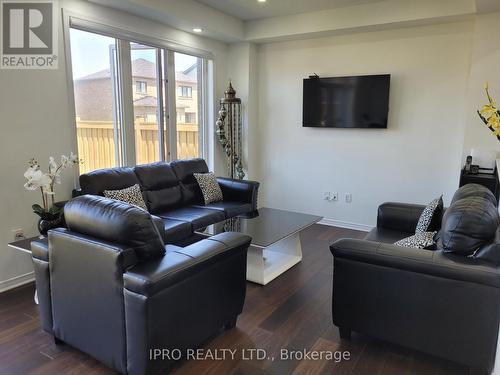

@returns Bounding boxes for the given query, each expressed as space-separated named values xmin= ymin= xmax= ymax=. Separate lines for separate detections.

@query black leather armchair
xmin=32 ymin=195 xmax=251 ymax=375
xmin=331 ymin=186 xmax=500 ymax=374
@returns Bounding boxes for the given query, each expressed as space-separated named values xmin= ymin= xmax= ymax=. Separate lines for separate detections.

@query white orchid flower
xmin=24 ymin=165 xmax=38 ymax=179
xmin=24 ymin=168 xmax=51 ymax=191
xmin=69 ymin=152 xmax=79 ymax=165
xmin=48 ymin=157 xmax=58 ymax=175
xmin=53 ymin=175 xmax=61 ymax=184
xmin=24 ymin=152 xmax=78 ymax=212
xmin=61 ymin=155 xmax=69 ymax=168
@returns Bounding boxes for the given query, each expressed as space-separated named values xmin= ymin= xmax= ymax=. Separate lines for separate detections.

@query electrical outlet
xmin=323 ymin=192 xmax=331 ymax=200
xmin=345 ymin=193 xmax=352 ymax=203
xmin=12 ymin=228 xmax=25 ymax=240
xmin=331 ymin=192 xmax=338 ymax=201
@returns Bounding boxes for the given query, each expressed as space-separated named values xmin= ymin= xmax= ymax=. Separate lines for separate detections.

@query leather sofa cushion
xmin=156 ymin=207 xmax=225 ymax=230
xmin=79 ymin=167 xmax=139 ymax=196
xmin=451 ymin=183 xmax=497 ymax=206
xmin=134 ymin=162 xmax=183 ymax=214
xmin=150 ymin=215 xmax=192 ymax=244
xmin=364 ymin=227 xmax=413 ymax=244
xmin=64 ymin=195 xmax=165 ymax=260
xmin=191 ymin=201 xmax=252 ymax=218
xmin=123 ymin=233 xmax=251 ymax=296
xmin=441 ymin=197 xmax=499 ymax=255
xmin=171 ymin=158 xmax=208 ymax=205
xmin=473 ymin=227 xmax=500 ymax=265
xmin=163 ymin=219 xmax=193 ymax=244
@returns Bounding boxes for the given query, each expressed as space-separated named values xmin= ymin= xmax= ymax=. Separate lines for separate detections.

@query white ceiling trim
xmin=87 ymin=0 xmax=500 ymax=44
xmin=244 ymin=0 xmax=476 ymax=42
xmin=89 ymin=0 xmax=245 ymax=42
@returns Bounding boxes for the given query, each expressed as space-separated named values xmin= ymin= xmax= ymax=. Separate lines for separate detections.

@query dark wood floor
xmin=0 ymin=224 xmax=468 ymax=375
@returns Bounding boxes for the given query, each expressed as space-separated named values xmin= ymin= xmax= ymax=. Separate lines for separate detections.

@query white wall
xmin=255 ymin=21 xmax=474 ymax=228
xmin=0 ymin=0 xmax=229 ymax=291
xmin=227 ymin=42 xmax=259 ymax=180
xmin=462 ymin=12 xmax=500 ymax=162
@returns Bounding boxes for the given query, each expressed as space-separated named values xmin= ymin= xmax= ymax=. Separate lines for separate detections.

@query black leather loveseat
xmin=78 ymin=158 xmax=259 ymax=244
xmin=32 ymin=195 xmax=251 ymax=375
xmin=330 ymin=184 xmax=500 ymax=374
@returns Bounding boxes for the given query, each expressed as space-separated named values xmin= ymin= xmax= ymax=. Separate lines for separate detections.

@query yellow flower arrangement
xmin=477 ymin=82 xmax=500 ymax=141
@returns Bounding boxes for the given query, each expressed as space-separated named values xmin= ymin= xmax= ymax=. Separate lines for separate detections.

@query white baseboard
xmin=318 ymin=218 xmax=373 ymax=232
xmin=0 ymin=272 xmax=35 ymax=294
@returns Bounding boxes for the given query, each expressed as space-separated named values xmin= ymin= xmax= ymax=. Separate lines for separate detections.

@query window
xmin=185 ymin=112 xmax=196 ymax=123
xmin=174 ymin=52 xmax=203 ymax=159
xmin=69 ymin=26 xmax=209 ymax=172
xmin=131 ymin=43 xmax=164 ymax=165
xmin=69 ymin=29 xmax=121 ymax=174
xmin=178 ymin=86 xmax=192 ymax=98
xmin=136 ymin=81 xmax=147 ymax=94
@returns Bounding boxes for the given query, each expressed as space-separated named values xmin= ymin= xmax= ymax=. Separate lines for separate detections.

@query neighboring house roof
xmin=77 ymin=58 xmax=197 ymax=83
xmin=133 ymin=96 xmax=157 ymax=107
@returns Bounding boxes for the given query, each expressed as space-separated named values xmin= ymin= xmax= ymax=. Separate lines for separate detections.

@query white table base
xmin=246 ymin=232 xmax=302 ymax=285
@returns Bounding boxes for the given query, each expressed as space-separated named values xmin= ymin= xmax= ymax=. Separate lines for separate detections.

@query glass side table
xmin=8 ymin=236 xmax=47 ymax=304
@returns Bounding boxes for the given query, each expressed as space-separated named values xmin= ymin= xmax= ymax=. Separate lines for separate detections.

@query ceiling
xmin=90 ymin=0 xmax=496 ymax=44
xmin=196 ymin=0 xmax=385 ymax=21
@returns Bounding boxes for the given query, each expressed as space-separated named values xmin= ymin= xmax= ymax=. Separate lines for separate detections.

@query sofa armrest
xmin=217 ymin=177 xmax=260 ymax=210
xmin=150 ymin=215 xmax=167 ymax=243
xmin=330 ymin=238 xmax=500 ymax=288
xmin=124 ymin=233 xmax=251 ymax=296
xmin=31 ymin=239 xmax=52 ymax=333
xmin=31 ymin=239 xmax=49 ymax=261
xmin=377 ymin=202 xmax=425 ymax=233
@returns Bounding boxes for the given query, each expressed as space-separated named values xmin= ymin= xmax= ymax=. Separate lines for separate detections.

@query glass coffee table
xmin=197 ymin=207 xmax=322 ymax=285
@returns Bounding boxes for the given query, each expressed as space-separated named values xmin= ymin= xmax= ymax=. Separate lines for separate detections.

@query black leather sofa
xmin=330 ymin=184 xmax=500 ymax=374
xmin=32 ymin=195 xmax=251 ymax=375
xmin=78 ymin=158 xmax=259 ymax=244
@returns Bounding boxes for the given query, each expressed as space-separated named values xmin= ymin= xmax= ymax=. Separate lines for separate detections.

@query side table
xmin=7 ymin=235 xmax=47 ymax=304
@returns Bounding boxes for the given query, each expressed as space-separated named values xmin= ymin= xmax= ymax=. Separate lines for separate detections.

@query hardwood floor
xmin=0 ymin=225 xmax=467 ymax=375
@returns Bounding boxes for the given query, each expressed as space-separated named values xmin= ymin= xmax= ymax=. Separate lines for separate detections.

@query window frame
xmin=185 ymin=112 xmax=196 ymax=123
xmin=63 ymin=12 xmax=213 ymax=170
xmin=179 ymin=85 xmax=192 ymax=98
xmin=135 ymin=80 xmax=147 ymax=94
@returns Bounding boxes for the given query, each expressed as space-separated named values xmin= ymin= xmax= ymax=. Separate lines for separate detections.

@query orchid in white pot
xmin=24 ymin=153 xmax=80 ymax=234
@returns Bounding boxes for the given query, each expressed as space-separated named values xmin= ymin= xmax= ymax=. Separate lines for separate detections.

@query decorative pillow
xmin=193 ymin=172 xmax=223 ymax=205
xmin=395 ymin=231 xmax=437 ymax=249
xmin=415 ymin=195 xmax=443 ymax=233
xmin=103 ymin=184 xmax=148 ymax=211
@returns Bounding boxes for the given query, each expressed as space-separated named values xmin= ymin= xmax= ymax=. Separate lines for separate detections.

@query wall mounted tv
xmin=303 ymin=74 xmax=390 ymax=128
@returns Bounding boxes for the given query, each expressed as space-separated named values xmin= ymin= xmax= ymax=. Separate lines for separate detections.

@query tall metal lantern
xmin=216 ymin=82 xmax=245 ymax=180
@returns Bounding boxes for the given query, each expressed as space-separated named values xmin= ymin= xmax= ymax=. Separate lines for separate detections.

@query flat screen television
xmin=303 ymin=74 xmax=390 ymax=128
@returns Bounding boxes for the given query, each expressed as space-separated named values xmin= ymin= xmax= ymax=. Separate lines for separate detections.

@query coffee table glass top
xmin=198 ymin=207 xmax=322 ymax=248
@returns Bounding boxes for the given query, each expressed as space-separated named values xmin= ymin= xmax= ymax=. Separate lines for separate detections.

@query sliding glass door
xmin=130 ymin=43 xmax=166 ymax=165
xmin=174 ymin=52 xmax=204 ymax=159
xmin=69 ymin=27 xmax=209 ymax=173
xmin=70 ymin=29 xmax=122 ymax=174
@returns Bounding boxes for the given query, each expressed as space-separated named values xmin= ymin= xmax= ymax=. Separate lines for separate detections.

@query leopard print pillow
xmin=193 ymin=172 xmax=223 ymax=205
xmin=395 ymin=231 xmax=437 ymax=249
xmin=103 ymin=184 xmax=148 ymax=211
xmin=415 ymin=195 xmax=443 ymax=233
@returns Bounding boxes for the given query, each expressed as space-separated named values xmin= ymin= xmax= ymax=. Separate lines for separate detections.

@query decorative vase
xmin=37 ymin=216 xmax=63 ymax=236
